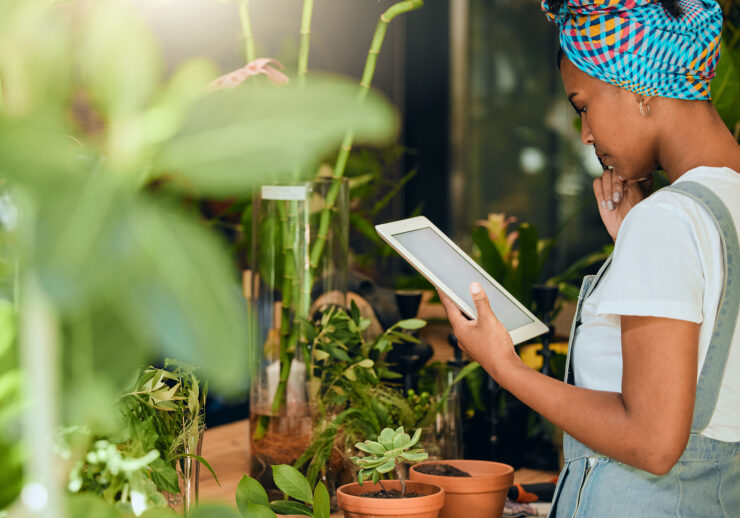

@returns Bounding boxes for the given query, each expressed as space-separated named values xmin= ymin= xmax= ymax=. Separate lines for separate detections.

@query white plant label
xmin=261 ymin=185 xmax=307 ymax=201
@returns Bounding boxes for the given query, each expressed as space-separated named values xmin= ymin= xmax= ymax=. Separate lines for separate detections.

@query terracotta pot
xmin=337 ymin=480 xmax=445 ymax=518
xmin=409 ymin=460 xmax=514 ymax=518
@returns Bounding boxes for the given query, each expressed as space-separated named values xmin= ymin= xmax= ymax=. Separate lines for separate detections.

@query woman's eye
xmin=577 ymin=106 xmax=586 ymax=116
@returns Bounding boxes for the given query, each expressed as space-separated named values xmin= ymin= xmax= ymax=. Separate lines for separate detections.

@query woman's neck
xmin=656 ymin=102 xmax=740 ymax=183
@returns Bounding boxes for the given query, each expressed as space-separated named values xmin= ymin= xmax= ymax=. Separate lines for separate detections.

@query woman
xmin=438 ymin=0 xmax=740 ymax=516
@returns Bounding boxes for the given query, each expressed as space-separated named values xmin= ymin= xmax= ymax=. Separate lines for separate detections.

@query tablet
xmin=376 ymin=216 xmax=548 ymax=345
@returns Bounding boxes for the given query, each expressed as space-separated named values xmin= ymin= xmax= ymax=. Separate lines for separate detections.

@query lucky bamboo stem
xmin=311 ymin=0 xmax=423 ymax=268
xmin=297 ymin=0 xmax=315 ymax=86
xmin=258 ymin=1 xmax=423 ymax=440
xmin=239 ymin=0 xmax=257 ymax=63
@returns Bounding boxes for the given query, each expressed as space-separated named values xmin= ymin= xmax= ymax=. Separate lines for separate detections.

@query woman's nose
xmin=580 ymin=117 xmax=595 ymax=145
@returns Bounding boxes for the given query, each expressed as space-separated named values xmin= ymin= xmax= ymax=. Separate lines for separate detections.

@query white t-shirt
xmin=572 ymin=166 xmax=740 ymax=442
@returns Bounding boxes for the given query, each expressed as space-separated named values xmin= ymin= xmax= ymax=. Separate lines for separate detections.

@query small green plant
xmin=235 ymin=465 xmax=330 ymax=518
xmin=65 ymin=360 xmax=219 ymax=514
xmin=351 ymin=426 xmax=427 ymax=497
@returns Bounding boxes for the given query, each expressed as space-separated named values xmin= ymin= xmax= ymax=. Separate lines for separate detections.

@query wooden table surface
xmin=199 ymin=419 xmax=558 ymax=512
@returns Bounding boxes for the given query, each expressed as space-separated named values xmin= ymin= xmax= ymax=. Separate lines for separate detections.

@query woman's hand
xmin=593 ymin=170 xmax=653 ymax=240
xmin=437 ymin=283 xmax=521 ymax=380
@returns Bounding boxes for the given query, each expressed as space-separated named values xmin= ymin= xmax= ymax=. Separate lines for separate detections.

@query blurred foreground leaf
xmin=0 ymin=300 xmax=22 ymax=510
xmin=155 ymin=75 xmax=398 ymax=196
xmin=15 ymin=174 xmax=252 ymax=427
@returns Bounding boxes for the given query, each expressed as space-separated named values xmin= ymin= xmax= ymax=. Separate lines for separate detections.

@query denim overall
xmin=549 ymin=182 xmax=740 ymax=518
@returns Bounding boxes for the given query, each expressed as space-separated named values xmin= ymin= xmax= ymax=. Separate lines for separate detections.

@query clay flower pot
xmin=410 ymin=460 xmax=514 ymax=518
xmin=337 ymin=480 xmax=445 ymax=518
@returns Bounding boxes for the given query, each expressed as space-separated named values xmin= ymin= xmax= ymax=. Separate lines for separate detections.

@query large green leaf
xmin=271 ymin=465 xmax=313 ymax=504
xmin=155 ymin=75 xmax=397 ymax=197
xmin=313 ymin=481 xmax=331 ymax=518
xmin=236 ymin=475 xmax=270 ymax=514
xmin=24 ymin=174 xmax=252 ymax=424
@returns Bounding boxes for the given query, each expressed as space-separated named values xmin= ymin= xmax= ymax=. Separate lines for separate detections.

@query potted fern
xmin=336 ymin=427 xmax=444 ymax=518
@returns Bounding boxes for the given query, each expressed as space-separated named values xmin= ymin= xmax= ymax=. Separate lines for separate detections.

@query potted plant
xmin=336 ymin=426 xmax=444 ymax=518
xmin=409 ymin=460 xmax=513 ymax=518
xmin=235 ymin=464 xmax=330 ymax=518
xmin=294 ymin=302 xmax=479 ymax=502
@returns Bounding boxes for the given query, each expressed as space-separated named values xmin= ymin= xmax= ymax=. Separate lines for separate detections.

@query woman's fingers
xmin=437 ymin=290 xmax=468 ymax=329
xmin=593 ymin=170 xmax=625 ymax=211
xmin=600 ymin=169 xmax=614 ymax=210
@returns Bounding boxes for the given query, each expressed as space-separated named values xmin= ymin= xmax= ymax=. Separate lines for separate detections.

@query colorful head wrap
xmin=541 ymin=0 xmax=723 ymax=100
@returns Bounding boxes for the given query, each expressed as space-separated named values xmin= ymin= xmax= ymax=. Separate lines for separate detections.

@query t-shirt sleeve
xmin=595 ymin=197 xmax=705 ymax=323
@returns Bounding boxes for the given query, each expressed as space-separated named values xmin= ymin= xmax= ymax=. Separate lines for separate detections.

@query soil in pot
xmin=414 ymin=463 xmax=471 ymax=477
xmin=337 ymin=480 xmax=444 ymax=518
xmin=359 ymin=488 xmax=420 ymax=498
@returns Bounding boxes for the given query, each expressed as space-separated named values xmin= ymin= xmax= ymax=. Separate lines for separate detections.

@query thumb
xmin=470 ymin=283 xmax=493 ymax=319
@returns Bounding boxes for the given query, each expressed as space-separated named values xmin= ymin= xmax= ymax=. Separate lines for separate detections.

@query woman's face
xmin=560 ymin=57 xmax=658 ymax=181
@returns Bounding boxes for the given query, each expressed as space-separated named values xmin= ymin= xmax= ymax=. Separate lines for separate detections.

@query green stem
xmin=21 ymin=274 xmax=63 ymax=518
xmin=311 ymin=0 xmax=423 ymax=269
xmin=255 ymin=200 xmax=304 ymax=440
xmin=297 ymin=0 xmax=315 ymax=86
xmin=239 ymin=0 xmax=257 ymax=63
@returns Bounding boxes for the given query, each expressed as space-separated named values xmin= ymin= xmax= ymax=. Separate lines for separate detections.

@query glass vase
xmin=248 ymin=178 xmax=348 ymax=499
xmin=163 ymin=429 xmax=204 ymax=513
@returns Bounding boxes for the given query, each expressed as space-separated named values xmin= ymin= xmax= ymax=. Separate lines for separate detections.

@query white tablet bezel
xmin=376 ymin=216 xmax=549 ymax=345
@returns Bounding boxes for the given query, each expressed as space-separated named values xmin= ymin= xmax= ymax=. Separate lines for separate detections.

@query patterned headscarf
xmin=541 ymin=0 xmax=723 ymax=100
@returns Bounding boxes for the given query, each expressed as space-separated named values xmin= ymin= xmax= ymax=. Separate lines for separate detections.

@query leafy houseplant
xmin=293 ymin=302 xmax=479 ymax=494
xmin=336 ymin=427 xmax=444 ymax=518
xmin=235 ymin=465 xmax=330 ymax=518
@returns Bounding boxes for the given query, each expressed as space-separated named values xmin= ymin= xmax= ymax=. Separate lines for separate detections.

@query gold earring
xmin=639 ymin=100 xmax=651 ymax=118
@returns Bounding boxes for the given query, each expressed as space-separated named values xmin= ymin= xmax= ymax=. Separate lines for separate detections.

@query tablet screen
xmin=392 ymin=227 xmax=533 ymax=330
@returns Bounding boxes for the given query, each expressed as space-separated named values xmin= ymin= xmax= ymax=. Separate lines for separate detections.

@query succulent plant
xmin=351 ymin=426 xmax=427 ymax=496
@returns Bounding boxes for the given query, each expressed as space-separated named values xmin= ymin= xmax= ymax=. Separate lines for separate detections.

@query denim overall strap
xmin=662 ymin=181 xmax=740 ymax=432
xmin=562 ymin=254 xmax=613 ymax=385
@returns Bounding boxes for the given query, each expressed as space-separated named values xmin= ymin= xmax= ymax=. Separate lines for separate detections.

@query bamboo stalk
xmin=257 ymin=1 xmax=423 ymax=440
xmin=310 ymin=0 xmax=424 ymax=269
xmin=239 ymin=0 xmax=256 ymax=63
xmin=253 ymin=200 xmax=295 ymax=440
xmin=297 ymin=0 xmax=315 ymax=86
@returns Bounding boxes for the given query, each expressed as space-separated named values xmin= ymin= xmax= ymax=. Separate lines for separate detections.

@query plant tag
xmin=261 ymin=185 xmax=307 ymax=200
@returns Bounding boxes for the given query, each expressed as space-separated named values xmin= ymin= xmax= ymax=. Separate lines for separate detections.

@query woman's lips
xmin=596 ymin=153 xmax=610 ymax=170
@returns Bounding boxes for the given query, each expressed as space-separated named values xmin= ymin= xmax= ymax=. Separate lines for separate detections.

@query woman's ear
xmin=638 ymin=95 xmax=653 ymax=118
